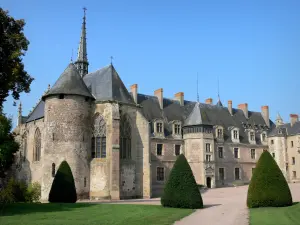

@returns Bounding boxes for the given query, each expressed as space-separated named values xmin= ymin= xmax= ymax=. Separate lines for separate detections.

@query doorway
xmin=206 ymin=177 xmax=212 ymax=188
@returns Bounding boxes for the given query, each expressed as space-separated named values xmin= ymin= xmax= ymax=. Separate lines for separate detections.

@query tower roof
xmin=75 ymin=8 xmax=88 ymax=64
xmin=184 ymin=102 xmax=211 ymax=126
xmin=216 ymin=99 xmax=223 ymax=107
xmin=42 ymin=63 xmax=94 ymax=100
xmin=83 ymin=64 xmax=135 ymax=104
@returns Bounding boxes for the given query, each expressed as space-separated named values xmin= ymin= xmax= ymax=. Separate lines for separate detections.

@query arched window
xmin=120 ymin=114 xmax=131 ymax=159
xmin=23 ymin=132 xmax=27 ymax=162
xmin=91 ymin=113 xmax=106 ymax=158
xmin=52 ymin=163 xmax=55 ymax=177
xmin=33 ymin=128 xmax=41 ymax=161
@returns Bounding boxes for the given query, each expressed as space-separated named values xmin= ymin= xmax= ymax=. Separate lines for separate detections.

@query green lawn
xmin=250 ymin=202 xmax=300 ymax=225
xmin=0 ymin=203 xmax=194 ymax=225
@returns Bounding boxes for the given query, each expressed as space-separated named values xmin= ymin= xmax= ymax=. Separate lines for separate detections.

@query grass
xmin=0 ymin=203 xmax=194 ymax=225
xmin=250 ymin=202 xmax=300 ymax=225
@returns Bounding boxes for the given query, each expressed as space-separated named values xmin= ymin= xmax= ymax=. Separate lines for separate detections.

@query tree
xmin=0 ymin=8 xmax=34 ymax=112
xmin=161 ymin=154 xmax=203 ymax=209
xmin=247 ymin=150 xmax=293 ymax=208
xmin=0 ymin=114 xmax=19 ymax=178
xmin=48 ymin=161 xmax=77 ymax=203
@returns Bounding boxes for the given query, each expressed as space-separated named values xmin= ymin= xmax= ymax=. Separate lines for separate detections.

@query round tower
xmin=41 ymin=63 xmax=94 ymax=201
xmin=183 ymin=102 xmax=215 ymax=188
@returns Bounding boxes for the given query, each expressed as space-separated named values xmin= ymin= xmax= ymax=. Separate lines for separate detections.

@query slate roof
xmin=83 ymin=64 xmax=135 ymax=104
xmin=26 ymin=100 xmax=45 ymax=123
xmin=184 ymin=102 xmax=212 ymax=126
xmin=137 ymin=93 xmax=273 ymax=144
xmin=268 ymin=121 xmax=300 ymax=137
xmin=42 ymin=63 xmax=94 ymax=100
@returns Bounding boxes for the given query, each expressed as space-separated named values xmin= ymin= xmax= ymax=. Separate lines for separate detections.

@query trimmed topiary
xmin=247 ymin=150 xmax=292 ymax=208
xmin=48 ymin=161 xmax=77 ymax=203
xmin=161 ymin=154 xmax=203 ymax=209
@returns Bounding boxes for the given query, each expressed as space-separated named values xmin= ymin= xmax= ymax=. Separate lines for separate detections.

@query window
xmin=156 ymin=122 xmax=163 ymax=133
xmin=33 ymin=128 xmax=41 ymax=161
xmin=234 ymin=148 xmax=239 ymax=159
xmin=91 ymin=113 xmax=106 ymax=158
xmin=84 ymin=177 xmax=87 ymax=187
xmin=262 ymin=133 xmax=266 ymax=142
xmin=219 ymin=168 xmax=225 ymax=180
xmin=52 ymin=163 xmax=55 ymax=177
xmin=233 ymin=130 xmax=238 ymax=139
xmin=292 ymin=157 xmax=295 ymax=165
xmin=293 ymin=171 xmax=297 ymax=179
xmin=217 ymin=129 xmax=223 ymax=138
xmin=157 ymin=144 xmax=163 ymax=156
xmin=235 ymin=168 xmax=240 ymax=180
xmin=272 ymin=152 xmax=275 ymax=158
xmin=157 ymin=167 xmax=164 ymax=181
xmin=206 ymin=143 xmax=211 ymax=153
xmin=174 ymin=124 xmax=181 ymax=135
xmin=205 ymin=154 xmax=211 ymax=162
xmin=120 ymin=114 xmax=131 ymax=159
xmin=251 ymin=149 xmax=256 ymax=159
xmin=250 ymin=132 xmax=255 ymax=141
xmin=23 ymin=132 xmax=27 ymax=162
xmin=174 ymin=145 xmax=180 ymax=156
xmin=218 ymin=147 xmax=223 ymax=158
xmin=271 ymin=140 xmax=274 ymax=144
xmin=291 ymin=141 xmax=294 ymax=147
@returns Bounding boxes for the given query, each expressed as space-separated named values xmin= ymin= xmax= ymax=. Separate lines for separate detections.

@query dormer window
xmin=261 ymin=132 xmax=266 ymax=142
xmin=250 ymin=132 xmax=255 ymax=141
xmin=233 ymin=130 xmax=238 ymax=139
xmin=217 ymin=129 xmax=223 ymax=138
xmin=156 ymin=122 xmax=163 ymax=133
xmin=173 ymin=123 xmax=181 ymax=135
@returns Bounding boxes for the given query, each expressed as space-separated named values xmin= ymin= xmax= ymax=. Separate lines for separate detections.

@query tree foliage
xmin=247 ymin=150 xmax=293 ymax=208
xmin=0 ymin=8 xmax=34 ymax=111
xmin=0 ymin=114 xmax=19 ymax=178
xmin=48 ymin=161 xmax=77 ymax=203
xmin=161 ymin=154 xmax=203 ymax=209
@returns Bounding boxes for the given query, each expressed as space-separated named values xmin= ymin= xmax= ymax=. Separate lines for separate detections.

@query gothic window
xmin=23 ymin=132 xmax=27 ymax=162
xmin=91 ymin=113 xmax=106 ymax=158
xmin=120 ymin=114 xmax=131 ymax=159
xmin=33 ymin=128 xmax=41 ymax=161
xmin=52 ymin=163 xmax=55 ymax=177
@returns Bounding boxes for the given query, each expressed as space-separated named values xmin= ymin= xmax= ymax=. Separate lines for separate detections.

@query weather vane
xmin=110 ymin=56 xmax=114 ymax=65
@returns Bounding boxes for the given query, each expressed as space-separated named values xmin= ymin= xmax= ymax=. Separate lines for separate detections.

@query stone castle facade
xmin=12 ymin=11 xmax=300 ymax=201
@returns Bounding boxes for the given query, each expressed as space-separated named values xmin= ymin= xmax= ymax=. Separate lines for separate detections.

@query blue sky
xmin=2 ymin=0 xmax=300 ymax=127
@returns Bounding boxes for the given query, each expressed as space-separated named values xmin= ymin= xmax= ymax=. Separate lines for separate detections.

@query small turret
xmin=275 ymin=113 xmax=284 ymax=127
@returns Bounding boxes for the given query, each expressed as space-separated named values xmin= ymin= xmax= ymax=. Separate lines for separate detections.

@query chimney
xmin=261 ymin=106 xmax=270 ymax=127
xmin=238 ymin=103 xmax=248 ymax=119
xmin=205 ymin=98 xmax=213 ymax=105
xmin=228 ymin=100 xmax=233 ymax=115
xmin=290 ymin=114 xmax=299 ymax=126
xmin=174 ymin=92 xmax=184 ymax=106
xmin=130 ymin=84 xmax=138 ymax=104
xmin=154 ymin=88 xmax=163 ymax=109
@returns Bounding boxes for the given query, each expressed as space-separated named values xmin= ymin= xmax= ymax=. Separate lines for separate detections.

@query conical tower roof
xmin=42 ymin=63 xmax=94 ymax=100
xmin=184 ymin=102 xmax=211 ymax=126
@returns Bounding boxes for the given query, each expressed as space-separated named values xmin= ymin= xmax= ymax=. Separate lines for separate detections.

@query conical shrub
xmin=247 ymin=150 xmax=292 ymax=208
xmin=48 ymin=161 xmax=77 ymax=203
xmin=161 ymin=154 xmax=203 ymax=209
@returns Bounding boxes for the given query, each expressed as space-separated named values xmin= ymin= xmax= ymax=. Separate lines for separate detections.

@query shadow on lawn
xmin=0 ymin=203 xmax=95 ymax=216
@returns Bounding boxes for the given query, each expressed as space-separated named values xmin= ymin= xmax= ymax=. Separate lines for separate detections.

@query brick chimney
xmin=130 ymin=84 xmax=138 ymax=104
xmin=290 ymin=114 xmax=299 ymax=126
xmin=154 ymin=88 xmax=163 ymax=109
xmin=205 ymin=98 xmax=213 ymax=105
xmin=261 ymin=106 xmax=270 ymax=127
xmin=228 ymin=100 xmax=233 ymax=115
xmin=174 ymin=92 xmax=184 ymax=106
xmin=238 ymin=103 xmax=248 ymax=119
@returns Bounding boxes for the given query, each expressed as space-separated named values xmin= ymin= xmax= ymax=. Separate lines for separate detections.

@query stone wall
xmin=42 ymin=95 xmax=92 ymax=200
xmin=286 ymin=135 xmax=300 ymax=182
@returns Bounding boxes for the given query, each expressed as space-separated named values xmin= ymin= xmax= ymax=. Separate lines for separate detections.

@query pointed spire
xmin=275 ymin=112 xmax=284 ymax=127
xmin=75 ymin=7 xmax=89 ymax=77
xmin=216 ymin=77 xmax=223 ymax=107
xmin=18 ymin=101 xmax=22 ymax=126
xmin=197 ymin=72 xmax=199 ymax=102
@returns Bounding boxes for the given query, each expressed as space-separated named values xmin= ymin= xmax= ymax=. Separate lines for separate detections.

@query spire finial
xmin=47 ymin=84 xmax=51 ymax=91
xmin=71 ymin=49 xmax=73 ymax=63
xmin=217 ymin=76 xmax=220 ymax=100
xmin=18 ymin=101 xmax=22 ymax=113
xmin=110 ymin=56 xmax=114 ymax=65
xmin=197 ymin=72 xmax=199 ymax=102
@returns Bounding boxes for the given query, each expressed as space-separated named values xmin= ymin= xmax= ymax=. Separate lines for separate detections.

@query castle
xmin=13 ymin=10 xmax=300 ymax=201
